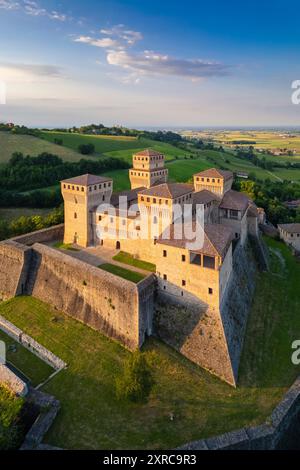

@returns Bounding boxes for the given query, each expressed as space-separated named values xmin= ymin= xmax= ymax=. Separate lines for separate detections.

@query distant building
xmin=283 ymin=200 xmax=300 ymax=210
xmin=278 ymin=224 xmax=300 ymax=252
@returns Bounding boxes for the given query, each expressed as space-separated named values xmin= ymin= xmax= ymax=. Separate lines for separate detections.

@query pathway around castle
xmin=52 ymin=244 xmax=152 ymax=277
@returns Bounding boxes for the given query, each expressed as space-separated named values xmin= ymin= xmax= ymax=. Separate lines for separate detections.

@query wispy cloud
xmin=0 ymin=62 xmax=64 ymax=82
xmin=107 ymin=50 xmax=230 ymax=81
xmin=0 ymin=0 xmax=68 ymax=21
xmin=73 ymin=24 xmax=230 ymax=83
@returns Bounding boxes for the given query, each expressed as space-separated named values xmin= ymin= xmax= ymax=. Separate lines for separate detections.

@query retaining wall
xmin=0 ymin=315 xmax=66 ymax=370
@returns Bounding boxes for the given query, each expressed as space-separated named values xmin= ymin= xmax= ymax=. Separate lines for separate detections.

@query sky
xmin=0 ymin=0 xmax=300 ymax=128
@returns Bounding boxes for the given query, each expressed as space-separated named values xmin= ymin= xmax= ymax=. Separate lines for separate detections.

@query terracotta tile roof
xmin=61 ymin=174 xmax=112 ymax=186
xmin=278 ymin=223 xmax=300 ymax=234
xmin=111 ymin=188 xmax=145 ymax=207
xmin=194 ymin=168 xmax=233 ymax=181
xmin=193 ymin=190 xmax=220 ymax=205
xmin=134 ymin=148 xmax=163 ymax=157
xmin=157 ymin=222 xmax=234 ymax=259
xmin=219 ymin=190 xmax=249 ymax=212
xmin=139 ymin=183 xmax=193 ymax=199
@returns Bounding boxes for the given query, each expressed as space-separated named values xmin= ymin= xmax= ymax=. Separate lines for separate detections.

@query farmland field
xmin=42 ymin=131 xmax=191 ymax=163
xmin=0 ymin=131 xmax=83 ymax=163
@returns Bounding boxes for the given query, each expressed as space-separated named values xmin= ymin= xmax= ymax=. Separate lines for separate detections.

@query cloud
xmin=0 ymin=62 xmax=64 ymax=82
xmin=107 ymin=50 xmax=230 ymax=80
xmin=74 ymin=36 xmax=121 ymax=49
xmin=0 ymin=0 xmax=68 ymax=21
xmin=0 ymin=0 xmax=20 ymax=9
xmin=100 ymin=24 xmax=143 ymax=45
xmin=74 ymin=24 xmax=230 ymax=83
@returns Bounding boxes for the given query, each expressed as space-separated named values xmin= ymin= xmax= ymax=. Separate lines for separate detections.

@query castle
xmin=0 ymin=149 xmax=266 ymax=387
xmin=61 ymin=149 xmax=260 ymax=315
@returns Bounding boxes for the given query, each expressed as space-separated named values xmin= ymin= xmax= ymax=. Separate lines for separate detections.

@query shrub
xmin=78 ymin=143 xmax=95 ymax=155
xmin=116 ymin=352 xmax=153 ymax=403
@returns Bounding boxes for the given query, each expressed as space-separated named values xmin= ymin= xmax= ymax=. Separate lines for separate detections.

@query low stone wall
xmin=0 ymin=365 xmax=28 ymax=397
xmin=0 ymin=240 xmax=32 ymax=301
xmin=179 ymin=375 xmax=300 ymax=450
xmin=20 ymin=388 xmax=60 ymax=450
xmin=26 ymin=243 xmax=155 ymax=350
xmin=12 ymin=224 xmax=64 ymax=246
xmin=0 ymin=315 xmax=66 ymax=370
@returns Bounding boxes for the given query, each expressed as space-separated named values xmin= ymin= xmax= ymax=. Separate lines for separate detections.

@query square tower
xmin=193 ymin=168 xmax=233 ymax=197
xmin=61 ymin=174 xmax=113 ymax=247
xmin=129 ymin=149 xmax=168 ymax=189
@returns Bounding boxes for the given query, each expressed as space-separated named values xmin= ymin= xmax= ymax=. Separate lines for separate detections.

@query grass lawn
xmin=0 ymin=330 xmax=54 ymax=387
xmin=0 ymin=384 xmax=24 ymax=450
xmin=0 ymin=132 xmax=83 ymax=163
xmin=53 ymin=242 xmax=80 ymax=252
xmin=113 ymin=251 xmax=156 ymax=272
xmin=98 ymin=263 xmax=146 ymax=283
xmin=0 ymin=238 xmax=299 ymax=449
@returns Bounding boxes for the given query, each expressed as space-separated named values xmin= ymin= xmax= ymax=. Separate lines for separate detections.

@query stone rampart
xmin=0 ymin=240 xmax=32 ymax=301
xmin=12 ymin=224 xmax=64 ymax=246
xmin=26 ymin=243 xmax=155 ymax=350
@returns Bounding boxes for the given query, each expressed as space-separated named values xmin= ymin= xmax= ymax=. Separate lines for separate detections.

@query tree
xmin=115 ymin=352 xmax=153 ymax=403
xmin=78 ymin=143 xmax=95 ymax=155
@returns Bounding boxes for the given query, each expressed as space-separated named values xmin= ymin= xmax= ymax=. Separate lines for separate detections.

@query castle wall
xmin=0 ymin=240 xmax=32 ymax=301
xmin=12 ymin=224 xmax=64 ymax=246
xmin=26 ymin=243 xmax=155 ymax=350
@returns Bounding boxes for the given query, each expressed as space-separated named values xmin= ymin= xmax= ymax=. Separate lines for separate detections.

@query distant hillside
xmin=0 ymin=132 xmax=84 ymax=163
xmin=41 ymin=131 xmax=186 ymax=163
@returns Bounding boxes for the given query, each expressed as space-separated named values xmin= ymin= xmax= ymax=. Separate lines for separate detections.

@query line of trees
xmin=0 ymin=152 xmax=130 ymax=192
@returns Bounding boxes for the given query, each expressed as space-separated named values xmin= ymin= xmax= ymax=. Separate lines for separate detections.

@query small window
xmin=153 ymin=198 xmax=156 ymax=203
xmin=141 ymin=196 xmax=144 ymax=201
xmin=81 ymin=187 xmax=84 ymax=192
xmin=182 ymin=255 xmax=186 ymax=262
xmin=208 ymin=288 xmax=213 ymax=295
xmin=74 ymin=213 xmax=77 ymax=219
xmin=163 ymin=250 xmax=167 ymax=257
xmin=163 ymin=274 xmax=167 ymax=280
xmin=98 ymin=215 xmax=102 ymax=221
xmin=147 ymin=197 xmax=150 ymax=203
xmin=182 ymin=280 xmax=186 ymax=286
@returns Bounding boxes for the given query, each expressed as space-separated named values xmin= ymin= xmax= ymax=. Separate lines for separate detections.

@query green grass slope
xmin=0 ymin=132 xmax=84 ymax=163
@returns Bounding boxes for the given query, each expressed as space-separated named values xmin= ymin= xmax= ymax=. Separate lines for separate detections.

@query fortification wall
xmin=154 ymin=238 xmax=258 ymax=386
xmin=219 ymin=240 xmax=257 ymax=383
xmin=12 ymin=224 xmax=64 ymax=246
xmin=0 ymin=365 xmax=28 ymax=397
xmin=26 ymin=243 xmax=154 ymax=350
xmin=0 ymin=240 xmax=32 ymax=301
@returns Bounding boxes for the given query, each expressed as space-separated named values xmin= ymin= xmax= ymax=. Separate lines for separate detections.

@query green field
xmin=98 ymin=263 xmax=146 ymax=283
xmin=0 ymin=132 xmax=83 ymax=163
xmin=0 ymin=330 xmax=53 ymax=387
xmin=113 ymin=251 xmax=156 ymax=272
xmin=42 ymin=131 xmax=191 ymax=163
xmin=0 ymin=237 xmax=299 ymax=449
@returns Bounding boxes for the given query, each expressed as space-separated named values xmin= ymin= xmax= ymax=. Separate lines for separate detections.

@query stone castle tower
xmin=129 ymin=149 xmax=168 ymax=189
xmin=61 ymin=174 xmax=113 ymax=247
xmin=193 ymin=168 xmax=233 ymax=196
